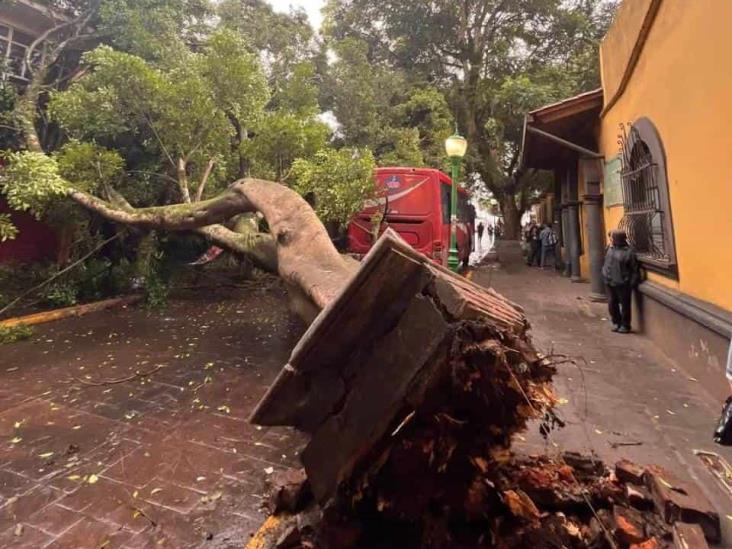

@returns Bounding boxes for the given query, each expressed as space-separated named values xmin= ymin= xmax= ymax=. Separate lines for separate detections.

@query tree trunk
xmin=499 ymin=193 xmax=522 ymax=240
xmin=68 ymin=178 xmax=356 ymax=313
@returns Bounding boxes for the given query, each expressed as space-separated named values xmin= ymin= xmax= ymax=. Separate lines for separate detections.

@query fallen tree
xmin=241 ymin=233 xmax=720 ymax=548
xmin=65 ymin=177 xmax=354 ymax=314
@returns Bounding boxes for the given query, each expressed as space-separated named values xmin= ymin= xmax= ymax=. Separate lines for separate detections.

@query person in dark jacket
xmin=601 ymin=229 xmax=639 ymax=333
xmin=525 ymin=223 xmax=541 ymax=266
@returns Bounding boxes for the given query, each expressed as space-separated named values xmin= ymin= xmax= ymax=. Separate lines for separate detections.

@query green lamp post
xmin=444 ymin=132 xmax=468 ymax=272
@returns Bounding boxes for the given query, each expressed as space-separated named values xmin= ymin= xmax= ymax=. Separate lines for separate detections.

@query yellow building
xmin=522 ymin=0 xmax=732 ymax=398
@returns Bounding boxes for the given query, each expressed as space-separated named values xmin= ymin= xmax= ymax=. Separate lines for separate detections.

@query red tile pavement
xmin=0 ymin=285 xmax=306 ymax=548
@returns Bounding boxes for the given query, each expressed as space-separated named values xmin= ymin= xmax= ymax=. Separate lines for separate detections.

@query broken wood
xmin=251 ymin=230 xmax=540 ymax=503
xmin=616 ymin=458 xmax=646 ymax=485
xmin=613 ymin=505 xmax=646 ymax=545
xmin=0 ymin=295 xmax=142 ymax=328
xmin=267 ymin=469 xmax=312 ymax=514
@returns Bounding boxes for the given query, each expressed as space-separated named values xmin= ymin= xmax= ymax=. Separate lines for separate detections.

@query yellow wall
xmin=598 ymin=0 xmax=732 ymax=311
xmin=599 ymin=0 xmax=654 ymax=102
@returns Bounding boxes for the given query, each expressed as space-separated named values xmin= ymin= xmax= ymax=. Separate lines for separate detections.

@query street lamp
xmin=444 ymin=132 xmax=468 ymax=271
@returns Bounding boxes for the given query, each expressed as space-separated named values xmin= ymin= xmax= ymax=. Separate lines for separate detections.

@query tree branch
xmin=68 ymin=188 xmax=252 ymax=231
xmin=195 ymin=159 xmax=216 ymax=202
xmin=177 ymin=157 xmax=192 ymax=203
xmin=68 ymin=178 xmax=356 ymax=310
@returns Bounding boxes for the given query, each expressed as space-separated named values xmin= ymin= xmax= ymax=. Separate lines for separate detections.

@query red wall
xmin=0 ymin=198 xmax=58 ymax=264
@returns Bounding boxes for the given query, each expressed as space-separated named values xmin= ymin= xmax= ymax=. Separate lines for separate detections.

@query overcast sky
xmin=268 ymin=0 xmax=325 ymax=30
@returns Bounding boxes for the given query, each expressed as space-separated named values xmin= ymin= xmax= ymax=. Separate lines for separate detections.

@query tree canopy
xmin=323 ymin=0 xmax=616 ymax=235
xmin=0 ymin=0 xmax=617 ymax=270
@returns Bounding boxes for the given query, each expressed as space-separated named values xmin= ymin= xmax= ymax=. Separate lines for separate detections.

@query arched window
xmin=618 ymin=118 xmax=677 ymax=277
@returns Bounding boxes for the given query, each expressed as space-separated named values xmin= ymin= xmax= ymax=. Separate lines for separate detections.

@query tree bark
xmin=499 ymin=193 xmax=522 ymax=240
xmin=69 ymin=178 xmax=356 ymax=311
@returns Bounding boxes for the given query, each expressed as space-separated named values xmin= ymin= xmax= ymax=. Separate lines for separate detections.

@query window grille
xmin=617 ymin=120 xmax=677 ymax=274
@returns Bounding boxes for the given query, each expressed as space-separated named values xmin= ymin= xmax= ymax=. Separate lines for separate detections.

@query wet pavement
xmin=0 ymin=284 xmax=305 ymax=548
xmin=2 ymin=254 xmax=731 ymax=547
xmin=473 ymin=260 xmax=732 ymax=546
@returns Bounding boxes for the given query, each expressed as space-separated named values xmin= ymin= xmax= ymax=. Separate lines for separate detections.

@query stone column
xmin=553 ymin=204 xmax=564 ymax=272
xmin=582 ymin=194 xmax=607 ymax=301
xmin=560 ymin=205 xmax=570 ymax=277
xmin=566 ymin=201 xmax=582 ymax=281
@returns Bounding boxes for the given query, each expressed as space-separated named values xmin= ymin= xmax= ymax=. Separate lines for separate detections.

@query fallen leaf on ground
xmin=39 ymin=452 xmax=54 ymax=459
xmin=201 ymin=491 xmax=223 ymax=503
xmin=150 ymin=488 xmax=162 ymax=495
xmin=87 ymin=474 xmax=99 ymax=484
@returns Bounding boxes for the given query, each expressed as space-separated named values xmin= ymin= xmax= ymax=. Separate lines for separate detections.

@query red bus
xmin=347 ymin=167 xmax=474 ymax=266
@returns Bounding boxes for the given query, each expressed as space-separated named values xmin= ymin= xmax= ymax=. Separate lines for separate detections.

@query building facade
xmin=522 ymin=0 xmax=732 ymax=399
xmin=0 ymin=0 xmax=67 ymax=83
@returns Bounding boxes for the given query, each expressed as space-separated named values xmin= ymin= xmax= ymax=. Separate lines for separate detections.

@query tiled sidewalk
xmin=474 ymin=262 xmax=732 ymax=546
xmin=0 ymin=287 xmax=305 ymax=548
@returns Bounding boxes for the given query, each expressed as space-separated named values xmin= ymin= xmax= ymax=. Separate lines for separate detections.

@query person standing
xmin=539 ymin=224 xmax=558 ymax=269
xmin=525 ymin=223 xmax=541 ymax=266
xmin=601 ymin=229 xmax=639 ymax=333
xmin=477 ymin=222 xmax=485 ymax=251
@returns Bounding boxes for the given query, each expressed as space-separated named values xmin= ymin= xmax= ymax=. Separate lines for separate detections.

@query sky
xmin=268 ymin=0 xmax=325 ymax=30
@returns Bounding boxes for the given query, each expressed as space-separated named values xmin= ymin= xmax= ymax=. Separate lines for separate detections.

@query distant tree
xmin=324 ymin=0 xmax=617 ymax=237
xmin=322 ymin=37 xmax=454 ymax=168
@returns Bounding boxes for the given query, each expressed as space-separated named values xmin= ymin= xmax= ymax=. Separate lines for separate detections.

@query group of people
xmin=523 ymin=221 xmax=638 ymax=334
xmin=523 ymin=221 xmax=559 ymax=269
xmin=476 ymin=221 xmax=502 ymax=249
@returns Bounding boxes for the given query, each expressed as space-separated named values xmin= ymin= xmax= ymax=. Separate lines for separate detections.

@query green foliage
xmin=144 ymin=273 xmax=170 ymax=309
xmin=0 ymin=214 xmax=18 ymax=242
xmin=393 ymin=88 xmax=453 ymax=167
xmin=201 ymin=29 xmax=270 ymax=126
xmin=0 ymin=152 xmax=69 ymax=217
xmin=292 ymin=148 xmax=376 ymax=223
xmin=377 ymin=128 xmax=424 ymax=168
xmin=42 ymin=283 xmax=79 ymax=308
xmin=56 ymin=141 xmax=125 ymax=193
xmin=217 ymin=0 xmax=316 ymax=81
xmin=324 ymin=37 xmax=454 ymax=168
xmin=0 ymin=324 xmax=34 ymax=345
xmin=98 ymin=0 xmax=212 ymax=61
xmin=245 ymin=112 xmax=330 ymax=181
xmin=0 ymin=83 xmax=20 ymax=151
xmin=324 ymin=0 xmax=617 ymax=228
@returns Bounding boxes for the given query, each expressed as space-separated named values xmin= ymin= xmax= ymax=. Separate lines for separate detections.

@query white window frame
xmin=0 ymin=24 xmax=32 ymax=82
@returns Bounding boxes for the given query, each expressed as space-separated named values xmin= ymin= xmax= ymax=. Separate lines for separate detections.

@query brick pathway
xmin=473 ymin=261 xmax=732 ymax=546
xmin=0 ymin=286 xmax=305 ymax=548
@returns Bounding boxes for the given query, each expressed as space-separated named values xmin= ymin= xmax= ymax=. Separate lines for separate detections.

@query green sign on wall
xmin=604 ymin=156 xmax=622 ymax=206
